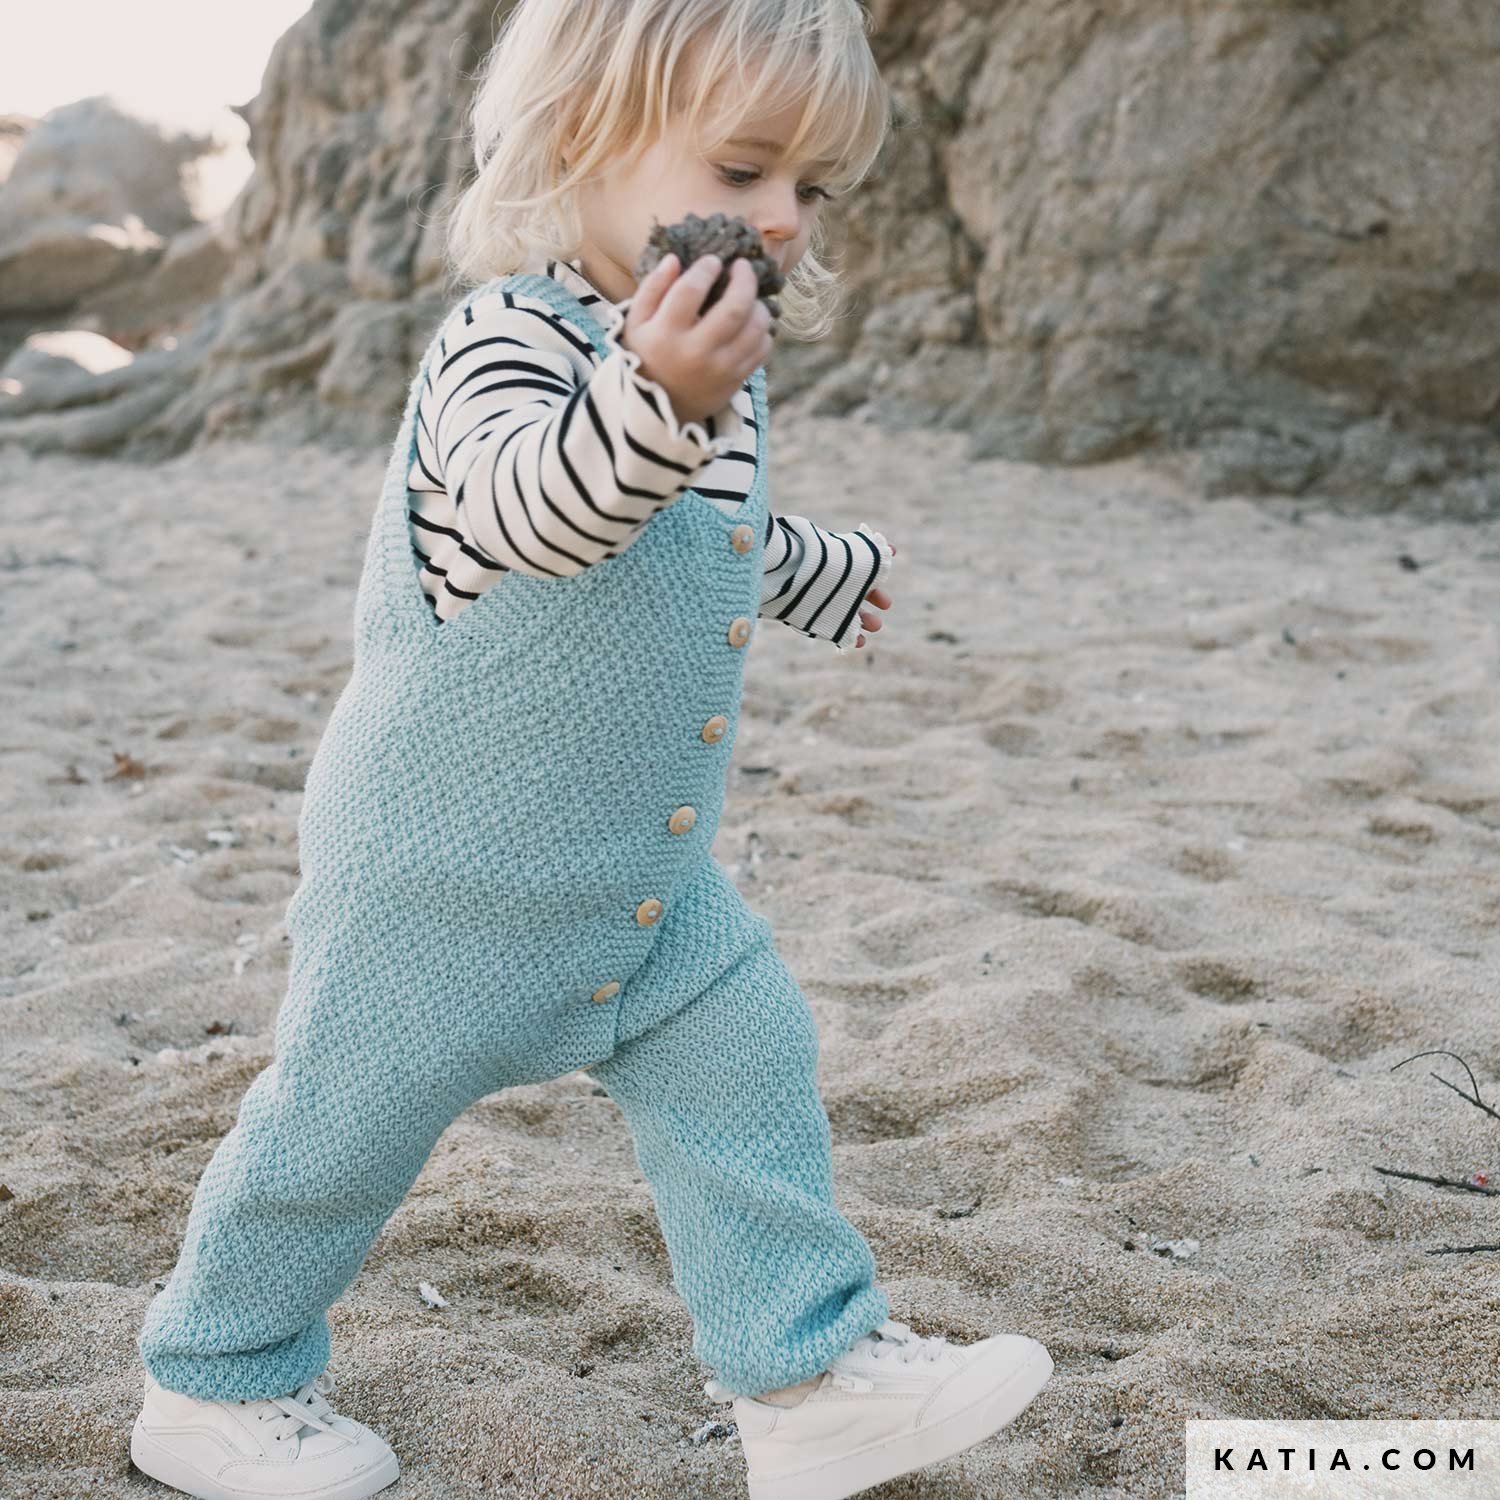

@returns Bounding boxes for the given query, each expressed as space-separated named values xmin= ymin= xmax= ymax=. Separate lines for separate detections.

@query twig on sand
xmin=1389 ymin=1049 xmax=1500 ymax=1124
xmin=1371 ymin=1165 xmax=1497 ymax=1196
xmin=1374 ymin=1049 xmax=1499 ymax=1255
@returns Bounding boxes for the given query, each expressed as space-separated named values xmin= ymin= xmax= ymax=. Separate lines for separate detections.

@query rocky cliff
xmin=1 ymin=0 xmax=1495 ymax=516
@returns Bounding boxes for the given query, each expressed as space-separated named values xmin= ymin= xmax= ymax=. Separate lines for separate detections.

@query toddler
xmin=129 ymin=2 xmax=1054 ymax=1497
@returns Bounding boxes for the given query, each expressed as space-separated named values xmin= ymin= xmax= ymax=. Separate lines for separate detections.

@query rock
xmin=2 ymin=330 xmax=133 ymax=400
xmin=0 ymin=115 xmax=31 ymax=187
xmin=634 ymin=212 xmax=784 ymax=323
xmin=78 ymin=220 xmax=235 ymax=349
xmin=1148 ymin=1236 xmax=1200 ymax=1261
xmin=0 ymin=96 xmax=224 ymax=315
xmin=687 ymin=1417 xmax=737 ymax=1446
xmin=0 ymin=213 xmax=163 ymax=320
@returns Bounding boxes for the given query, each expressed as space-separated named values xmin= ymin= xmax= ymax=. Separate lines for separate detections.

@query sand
xmin=2 ymin=413 xmax=1498 ymax=1498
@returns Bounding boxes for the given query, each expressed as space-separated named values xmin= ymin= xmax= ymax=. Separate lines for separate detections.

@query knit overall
xmin=137 ymin=271 xmax=892 ymax=1404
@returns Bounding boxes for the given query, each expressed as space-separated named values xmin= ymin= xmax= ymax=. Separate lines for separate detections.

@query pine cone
xmin=634 ymin=212 xmax=785 ymax=335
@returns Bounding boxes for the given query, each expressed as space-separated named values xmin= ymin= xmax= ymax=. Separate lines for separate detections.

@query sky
xmin=5 ymin=1 xmax=314 ymax=126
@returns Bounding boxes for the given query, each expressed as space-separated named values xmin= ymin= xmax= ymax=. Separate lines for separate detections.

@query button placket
xmin=540 ymin=345 xmax=762 ymax=1033
xmin=604 ymin=479 xmax=761 ymax=1012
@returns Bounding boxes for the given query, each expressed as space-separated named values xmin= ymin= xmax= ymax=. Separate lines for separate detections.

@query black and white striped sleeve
xmin=759 ymin=516 xmax=896 ymax=653
xmin=421 ymin=294 xmax=743 ymax=579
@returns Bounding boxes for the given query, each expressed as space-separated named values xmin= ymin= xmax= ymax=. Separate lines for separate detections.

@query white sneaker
xmin=704 ymin=1317 xmax=1054 ymax=1500
xmin=130 ymin=1367 xmax=400 ymax=1500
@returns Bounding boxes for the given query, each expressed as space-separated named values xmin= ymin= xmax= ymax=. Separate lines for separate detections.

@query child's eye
xmin=717 ymin=166 xmax=832 ymax=203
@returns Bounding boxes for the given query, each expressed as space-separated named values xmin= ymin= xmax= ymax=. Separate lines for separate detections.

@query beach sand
xmin=2 ymin=413 xmax=1498 ymax=1496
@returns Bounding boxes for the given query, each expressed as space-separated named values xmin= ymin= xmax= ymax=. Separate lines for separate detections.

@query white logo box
xmin=1186 ymin=1420 xmax=1500 ymax=1497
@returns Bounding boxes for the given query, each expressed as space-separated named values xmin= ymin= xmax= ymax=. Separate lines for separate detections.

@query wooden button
xmin=668 ymin=805 xmax=697 ymax=835
xmin=590 ymin=981 xmax=620 ymax=1003
xmin=730 ymin=523 xmax=755 ymax=554
xmin=728 ymin=616 xmax=752 ymax=647
xmin=702 ymin=715 xmax=729 ymax=743
xmin=635 ymin=898 xmax=664 ymax=926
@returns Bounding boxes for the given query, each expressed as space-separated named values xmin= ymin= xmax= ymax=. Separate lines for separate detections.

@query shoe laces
xmin=241 ymin=1368 xmax=342 ymax=1445
xmin=850 ymin=1318 xmax=951 ymax=1367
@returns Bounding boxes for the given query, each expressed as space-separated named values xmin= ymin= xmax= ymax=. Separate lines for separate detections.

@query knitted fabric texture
xmin=302 ymin=270 xmax=774 ymax=1073
xmin=137 ymin=270 xmax=891 ymax=1403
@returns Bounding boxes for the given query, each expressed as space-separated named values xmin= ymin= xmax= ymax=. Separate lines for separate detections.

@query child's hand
xmin=619 ymin=253 xmax=773 ymax=427
xmin=854 ymin=542 xmax=896 ymax=649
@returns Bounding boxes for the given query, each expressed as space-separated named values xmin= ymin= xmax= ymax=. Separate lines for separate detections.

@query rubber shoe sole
xmin=130 ymin=1416 xmax=400 ymax=1500
xmin=745 ymin=1337 xmax=1054 ymax=1500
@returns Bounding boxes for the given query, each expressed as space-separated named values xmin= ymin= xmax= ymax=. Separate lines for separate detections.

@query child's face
xmin=572 ymin=97 xmax=837 ymax=304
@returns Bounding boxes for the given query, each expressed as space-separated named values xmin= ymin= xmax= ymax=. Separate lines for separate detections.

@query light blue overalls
xmin=137 ymin=270 xmax=892 ymax=1404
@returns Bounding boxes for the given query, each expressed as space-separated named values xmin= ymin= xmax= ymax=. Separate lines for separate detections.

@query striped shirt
xmin=406 ymin=255 xmax=893 ymax=651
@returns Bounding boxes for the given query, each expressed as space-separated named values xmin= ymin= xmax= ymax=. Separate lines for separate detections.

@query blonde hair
xmin=440 ymin=0 xmax=895 ymax=341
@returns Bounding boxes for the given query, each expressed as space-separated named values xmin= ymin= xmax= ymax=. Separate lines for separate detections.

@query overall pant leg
xmin=138 ymin=899 xmax=501 ymax=1403
xmin=590 ymin=865 xmax=891 ymax=1398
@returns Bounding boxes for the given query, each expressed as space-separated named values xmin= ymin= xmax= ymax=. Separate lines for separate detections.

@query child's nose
xmin=755 ymin=201 xmax=801 ymax=248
